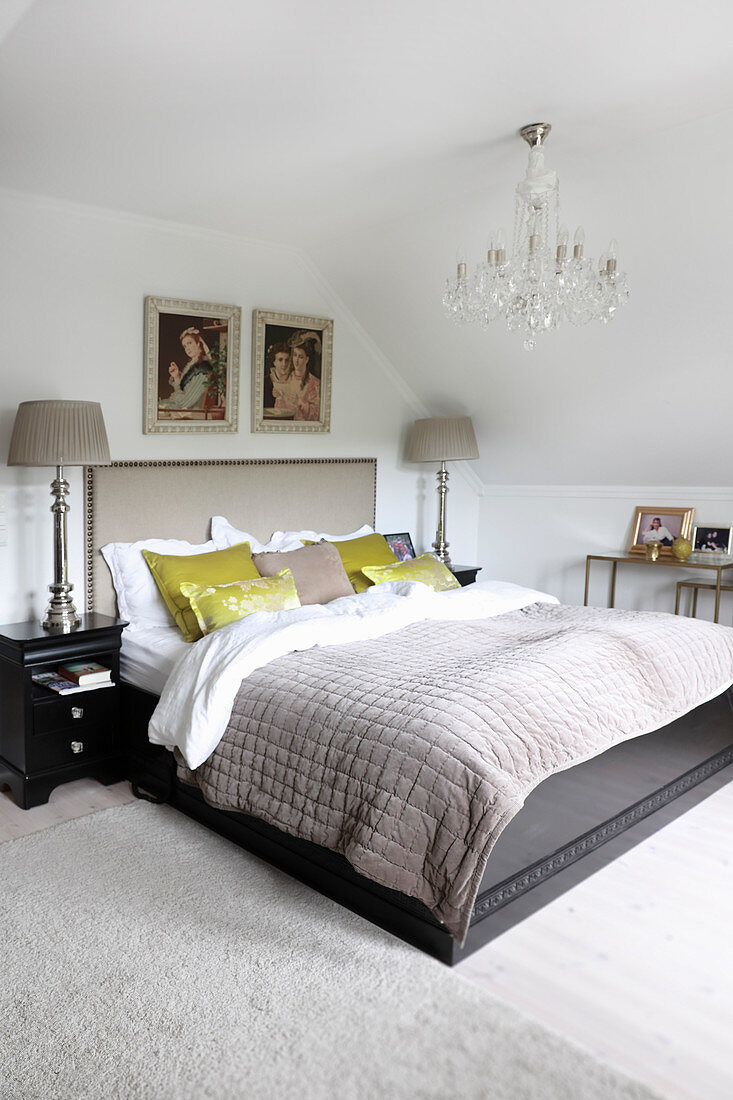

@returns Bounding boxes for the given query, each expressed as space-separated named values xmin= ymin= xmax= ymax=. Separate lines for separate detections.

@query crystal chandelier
xmin=442 ymin=123 xmax=629 ymax=350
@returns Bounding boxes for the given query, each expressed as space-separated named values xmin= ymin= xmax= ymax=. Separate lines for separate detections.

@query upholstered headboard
xmin=84 ymin=458 xmax=377 ymax=618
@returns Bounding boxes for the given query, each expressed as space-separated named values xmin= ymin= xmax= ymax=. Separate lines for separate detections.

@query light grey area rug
xmin=1 ymin=802 xmax=662 ymax=1100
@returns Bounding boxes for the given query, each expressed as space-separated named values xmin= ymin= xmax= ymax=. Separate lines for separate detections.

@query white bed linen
xmin=120 ymin=626 xmax=191 ymax=696
xmin=210 ymin=516 xmax=374 ymax=551
xmin=149 ymin=579 xmax=559 ymax=770
xmin=101 ymin=537 xmax=215 ymax=629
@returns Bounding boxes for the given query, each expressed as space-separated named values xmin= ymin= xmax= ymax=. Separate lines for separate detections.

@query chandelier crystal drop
xmin=442 ymin=123 xmax=629 ymax=350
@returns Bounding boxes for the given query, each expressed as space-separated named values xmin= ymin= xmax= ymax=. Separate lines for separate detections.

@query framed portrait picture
xmin=384 ymin=533 xmax=416 ymax=561
xmin=628 ymin=506 xmax=695 ymax=555
xmin=692 ymin=525 xmax=733 ymax=555
xmin=144 ymin=297 xmax=241 ymax=434
xmin=251 ymin=310 xmax=333 ymax=433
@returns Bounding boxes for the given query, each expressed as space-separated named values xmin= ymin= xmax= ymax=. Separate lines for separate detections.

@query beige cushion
xmin=252 ymin=540 xmax=354 ymax=605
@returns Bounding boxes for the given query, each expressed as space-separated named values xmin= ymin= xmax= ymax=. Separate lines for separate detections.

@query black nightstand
xmin=0 ymin=614 xmax=127 ymax=810
xmin=450 ymin=565 xmax=482 ymax=587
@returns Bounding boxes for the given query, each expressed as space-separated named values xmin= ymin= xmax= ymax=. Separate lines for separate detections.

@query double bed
xmin=85 ymin=458 xmax=733 ymax=964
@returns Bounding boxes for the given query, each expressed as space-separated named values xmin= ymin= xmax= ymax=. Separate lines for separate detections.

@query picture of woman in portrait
xmin=288 ymin=329 xmax=322 ymax=422
xmin=145 ymin=298 xmax=239 ymax=434
xmin=263 ymin=342 xmax=299 ymax=417
xmin=641 ymin=516 xmax=678 ymax=546
xmin=158 ymin=326 xmax=214 ymax=412
xmin=252 ymin=311 xmax=332 ymax=434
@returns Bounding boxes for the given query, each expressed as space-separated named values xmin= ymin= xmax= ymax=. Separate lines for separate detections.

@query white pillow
xmin=101 ymin=538 xmax=216 ymax=628
xmin=210 ymin=516 xmax=305 ymax=553
xmin=269 ymin=524 xmax=375 ymax=544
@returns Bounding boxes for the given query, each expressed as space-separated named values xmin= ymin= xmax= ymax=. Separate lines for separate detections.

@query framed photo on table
xmin=251 ymin=310 xmax=333 ymax=434
xmin=628 ymin=506 xmax=695 ymax=555
xmin=144 ymin=297 xmax=241 ymax=434
xmin=692 ymin=525 xmax=733 ymax=555
xmin=384 ymin=533 xmax=416 ymax=561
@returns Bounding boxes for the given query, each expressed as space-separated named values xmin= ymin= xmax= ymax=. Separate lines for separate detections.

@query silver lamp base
xmin=42 ymin=588 xmax=81 ymax=633
xmin=432 ymin=461 xmax=451 ymax=566
xmin=42 ymin=464 xmax=82 ymax=632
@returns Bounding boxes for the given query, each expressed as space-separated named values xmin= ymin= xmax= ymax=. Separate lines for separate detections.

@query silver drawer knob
xmin=70 ymin=741 xmax=84 ymax=754
xmin=71 ymin=707 xmax=84 ymax=719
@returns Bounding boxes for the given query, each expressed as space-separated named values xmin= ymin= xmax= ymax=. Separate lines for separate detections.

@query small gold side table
xmin=675 ymin=580 xmax=733 ymax=620
xmin=583 ymin=552 xmax=733 ymax=624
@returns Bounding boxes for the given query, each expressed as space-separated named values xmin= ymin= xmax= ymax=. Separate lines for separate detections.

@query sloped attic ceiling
xmin=2 ymin=1 xmax=733 ymax=486
xmin=1 ymin=0 xmax=730 ymax=246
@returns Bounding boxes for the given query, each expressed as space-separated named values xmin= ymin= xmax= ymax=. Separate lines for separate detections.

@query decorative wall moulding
xmin=479 ymin=485 xmax=733 ymax=501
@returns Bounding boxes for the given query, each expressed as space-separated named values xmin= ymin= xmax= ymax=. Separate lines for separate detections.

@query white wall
xmin=307 ymin=111 xmax=733 ymax=620
xmin=478 ymin=485 xmax=733 ymax=621
xmin=5 ymin=107 xmax=731 ymax=627
xmin=0 ymin=190 xmax=480 ymax=624
xmin=310 ymin=110 xmax=733 ymax=486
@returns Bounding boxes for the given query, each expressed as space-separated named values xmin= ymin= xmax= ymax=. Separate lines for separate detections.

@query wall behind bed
xmin=0 ymin=189 xmax=479 ymax=624
xmin=478 ymin=485 xmax=733 ymax=617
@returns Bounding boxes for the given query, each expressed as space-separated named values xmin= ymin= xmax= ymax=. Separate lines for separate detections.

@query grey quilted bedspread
xmin=180 ymin=603 xmax=733 ymax=943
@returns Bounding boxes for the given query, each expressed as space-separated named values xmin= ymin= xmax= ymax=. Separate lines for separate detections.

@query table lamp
xmin=8 ymin=400 xmax=111 ymax=632
xmin=407 ymin=416 xmax=479 ymax=566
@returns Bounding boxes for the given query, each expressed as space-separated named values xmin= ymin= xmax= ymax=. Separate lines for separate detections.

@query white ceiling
xmin=4 ymin=0 xmax=733 ymax=486
xmin=2 ymin=0 xmax=732 ymax=248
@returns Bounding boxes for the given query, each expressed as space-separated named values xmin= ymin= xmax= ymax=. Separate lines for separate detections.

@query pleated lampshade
xmin=8 ymin=401 xmax=111 ymax=467
xmin=407 ymin=417 xmax=479 ymax=463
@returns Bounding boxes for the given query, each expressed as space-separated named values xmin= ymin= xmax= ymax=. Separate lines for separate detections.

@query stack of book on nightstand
xmin=32 ymin=661 xmax=114 ymax=696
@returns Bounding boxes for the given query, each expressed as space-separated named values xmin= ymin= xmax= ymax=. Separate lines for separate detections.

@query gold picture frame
xmin=144 ymin=297 xmax=241 ymax=434
xmin=628 ymin=506 xmax=695 ymax=555
xmin=251 ymin=309 xmax=333 ymax=433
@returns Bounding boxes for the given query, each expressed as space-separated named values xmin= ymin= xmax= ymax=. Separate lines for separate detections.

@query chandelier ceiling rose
xmin=442 ymin=123 xmax=629 ymax=350
xmin=519 ymin=122 xmax=551 ymax=148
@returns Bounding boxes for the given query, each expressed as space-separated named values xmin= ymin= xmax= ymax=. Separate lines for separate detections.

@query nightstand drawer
xmin=32 ymin=688 xmax=118 ymax=736
xmin=29 ymin=725 xmax=115 ymax=772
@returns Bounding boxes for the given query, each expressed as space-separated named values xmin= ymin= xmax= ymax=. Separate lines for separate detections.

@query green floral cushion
xmin=180 ymin=568 xmax=301 ymax=637
xmin=361 ymin=553 xmax=460 ymax=592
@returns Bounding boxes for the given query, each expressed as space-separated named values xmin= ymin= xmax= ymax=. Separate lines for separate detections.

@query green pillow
xmin=180 ymin=569 xmax=301 ymax=637
xmin=142 ymin=542 xmax=260 ymax=641
xmin=306 ymin=532 xmax=398 ymax=592
xmin=361 ymin=553 xmax=460 ymax=592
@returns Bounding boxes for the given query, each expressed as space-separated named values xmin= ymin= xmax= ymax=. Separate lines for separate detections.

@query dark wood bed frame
xmin=121 ymin=681 xmax=733 ymax=966
xmin=83 ymin=459 xmax=733 ymax=966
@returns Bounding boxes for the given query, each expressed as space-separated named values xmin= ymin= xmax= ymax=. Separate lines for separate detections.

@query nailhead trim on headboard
xmin=84 ymin=458 xmax=378 ymax=613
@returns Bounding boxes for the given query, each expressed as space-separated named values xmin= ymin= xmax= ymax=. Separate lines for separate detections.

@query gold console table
xmin=583 ymin=552 xmax=733 ymax=624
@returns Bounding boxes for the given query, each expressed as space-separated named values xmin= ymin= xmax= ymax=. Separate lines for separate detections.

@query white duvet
xmin=149 ymin=579 xmax=559 ymax=770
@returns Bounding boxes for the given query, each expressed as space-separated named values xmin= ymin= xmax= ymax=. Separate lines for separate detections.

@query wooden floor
xmin=458 ymin=781 xmax=733 ymax=1100
xmin=2 ymin=777 xmax=731 ymax=1099
xmin=0 ymin=777 xmax=135 ymax=843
